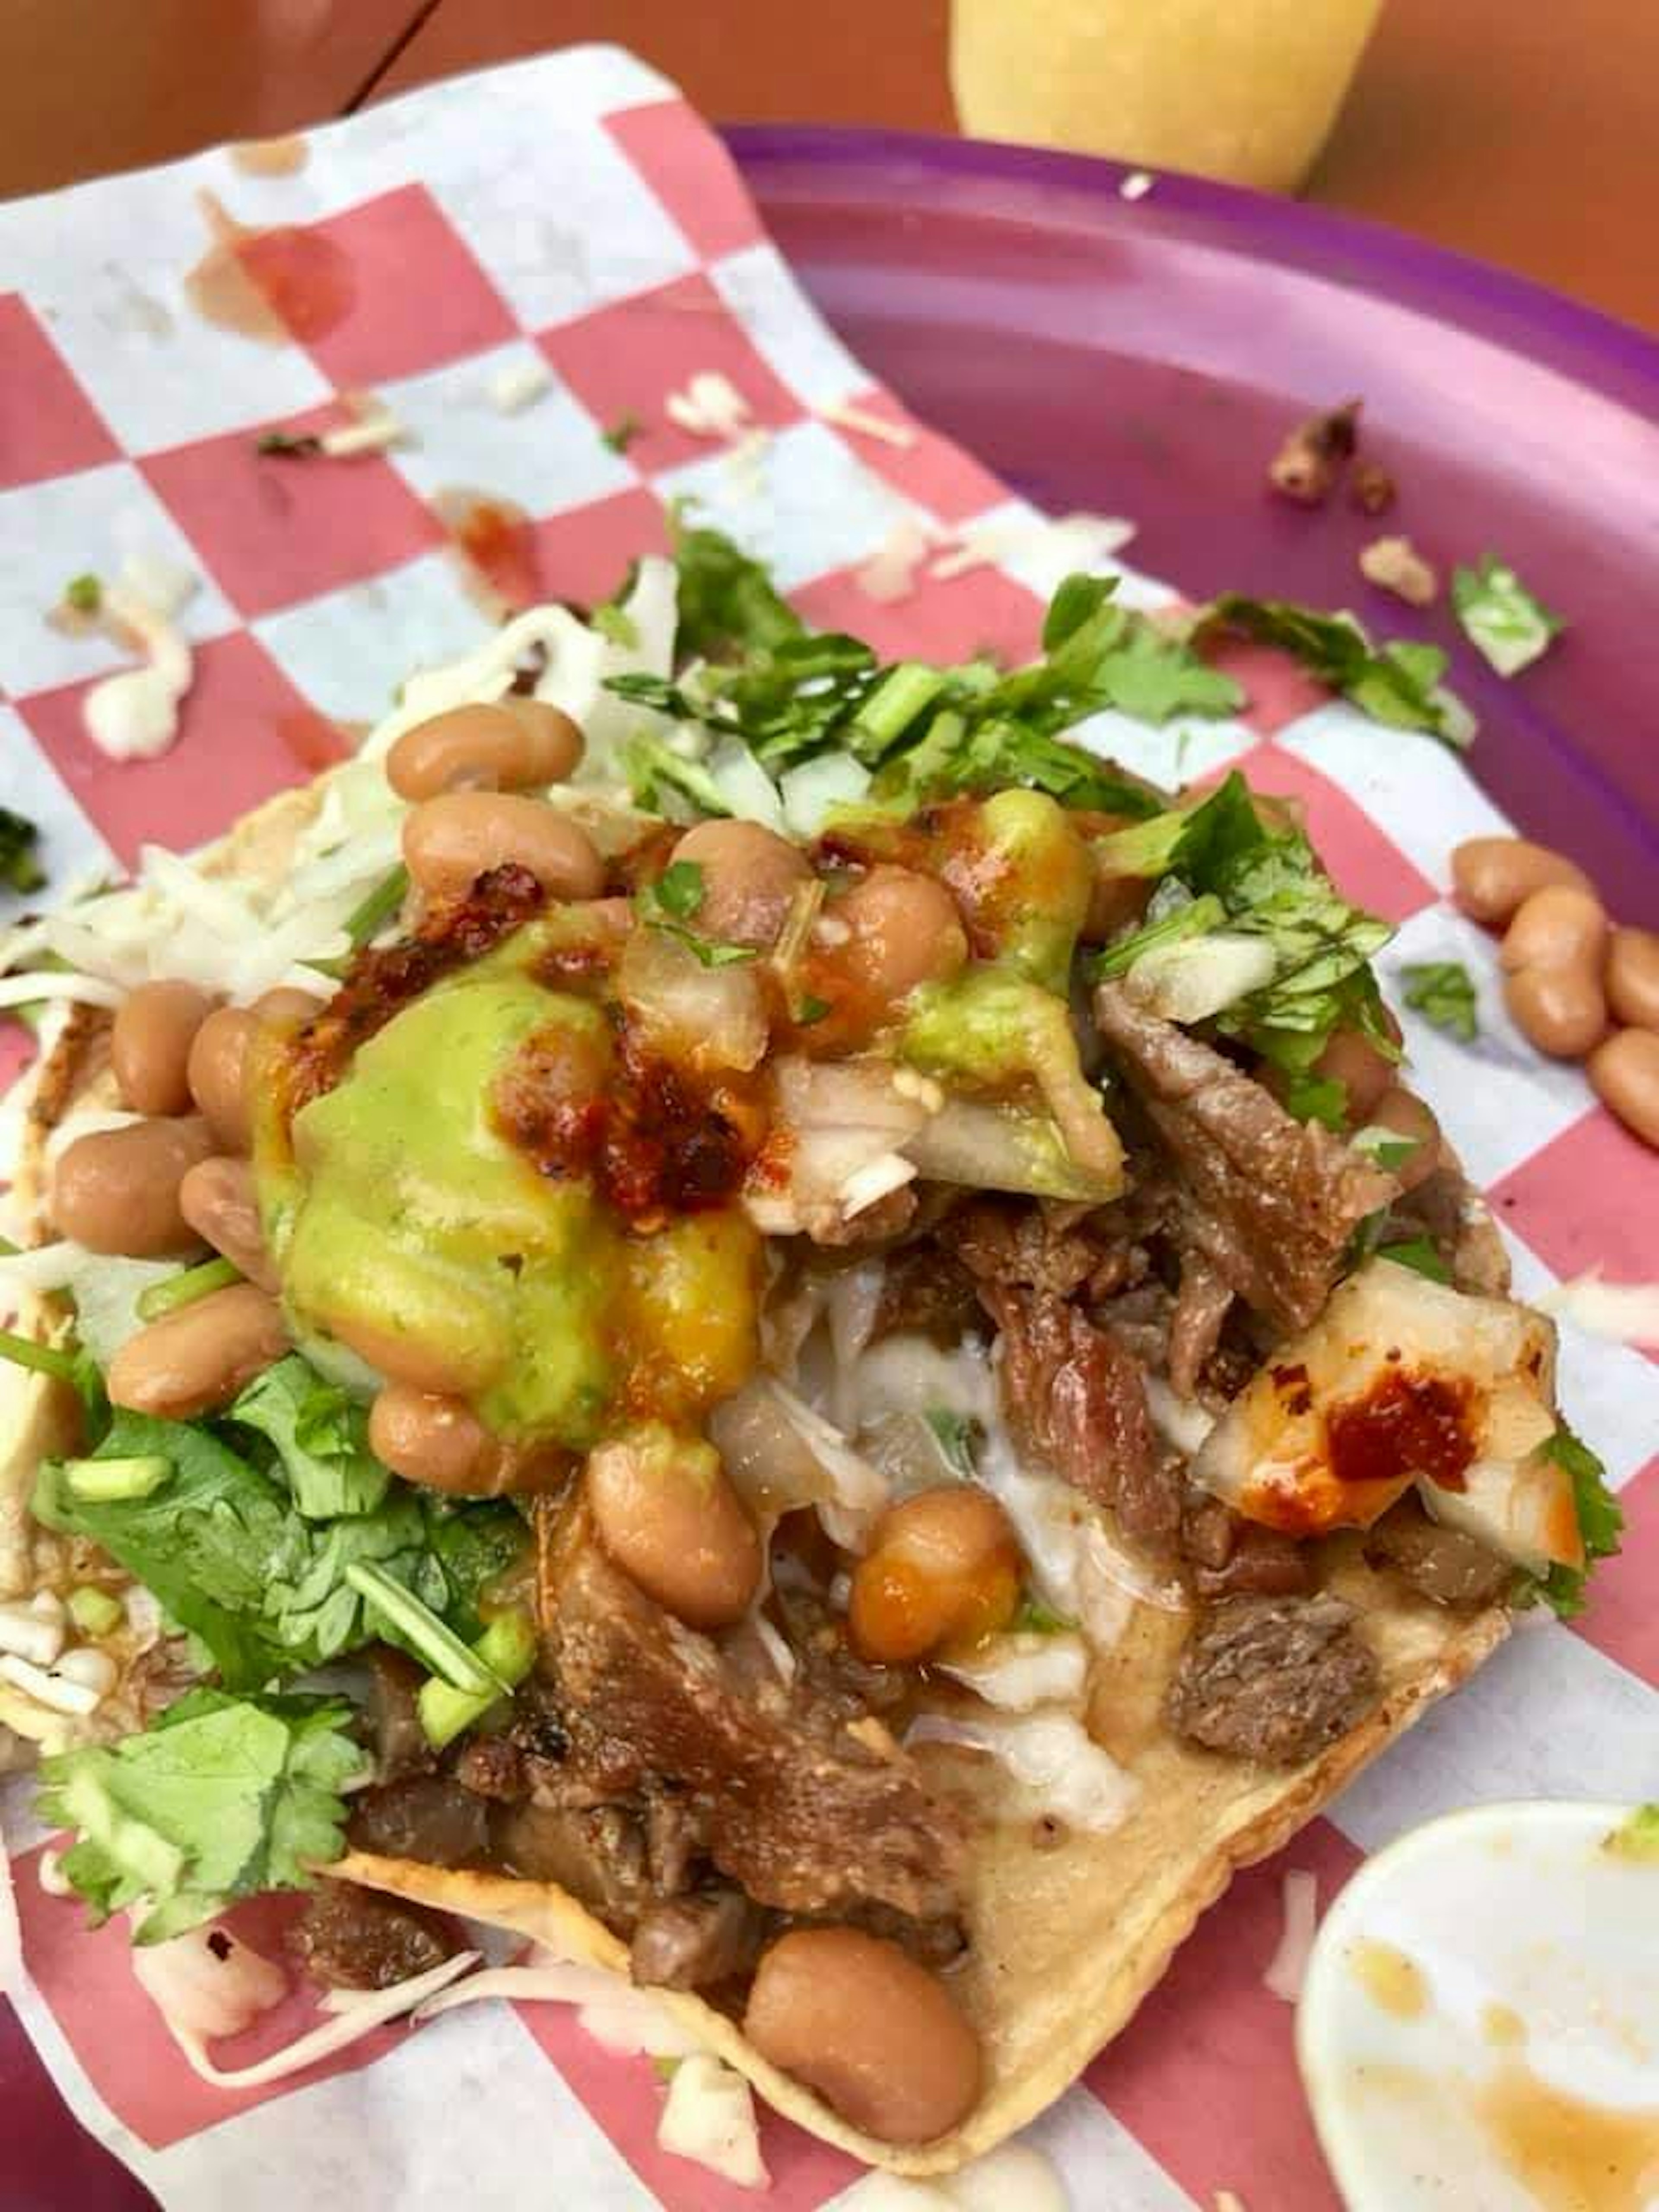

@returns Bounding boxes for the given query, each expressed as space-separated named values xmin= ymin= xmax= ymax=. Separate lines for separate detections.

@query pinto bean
xmin=743 ymin=1928 xmax=982 ymax=2144
xmin=586 ymin=1425 xmax=760 ymax=1630
xmin=1450 ymin=836 xmax=1593 ymax=926
xmin=829 ymin=866 xmax=969 ymax=1012
xmin=1588 ymin=1029 xmax=1659 ymax=1149
xmin=368 ymin=1386 xmax=508 ymax=1496
xmin=51 ymin=1117 xmax=214 ymax=1257
xmin=177 ymin=1156 xmax=277 ymax=1290
xmin=386 ymin=700 xmax=583 ymax=802
xmin=1504 ymin=964 xmax=1608 ymax=1060
xmin=402 ymin=792 xmax=603 ymax=903
xmin=1500 ymin=885 xmax=1608 ymax=974
xmin=1363 ymin=1085 xmax=1444 ymax=1194
xmin=185 ymin=990 xmax=321 ymax=1153
xmin=1606 ymin=927 xmax=1659 ymax=1033
xmin=111 ymin=982 xmax=214 ymax=1116
xmin=669 ymin=820 xmax=812 ymax=950
xmin=848 ymin=1484 xmax=1021 ymax=1665
xmin=106 ymin=1284 xmax=288 ymax=1418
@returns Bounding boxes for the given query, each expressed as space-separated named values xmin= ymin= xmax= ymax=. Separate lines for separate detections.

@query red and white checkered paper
xmin=1 ymin=42 xmax=1656 ymax=2212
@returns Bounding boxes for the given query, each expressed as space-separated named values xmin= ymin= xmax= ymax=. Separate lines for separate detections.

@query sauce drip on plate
xmin=1349 ymin=1938 xmax=1429 ymax=2020
xmin=185 ymin=192 xmax=355 ymax=345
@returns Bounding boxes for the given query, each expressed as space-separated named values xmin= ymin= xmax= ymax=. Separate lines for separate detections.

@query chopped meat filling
xmin=630 ymin=1889 xmax=768 ymax=1991
xmin=1167 ymin=1250 xmax=1234 ymax=1401
xmin=1094 ymin=984 xmax=1396 ymax=1333
xmin=290 ymin=1879 xmax=458 ymax=1991
xmin=1165 ymin=1594 xmax=1379 ymax=1765
xmin=1363 ymin=1497 xmax=1512 ymax=1609
xmin=346 ymin=1774 xmax=489 ymax=1868
xmin=538 ymin=1500 xmax=964 ymax=1928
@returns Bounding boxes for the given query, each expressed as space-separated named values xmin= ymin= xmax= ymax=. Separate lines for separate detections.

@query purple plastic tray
xmin=14 ymin=123 xmax=1659 ymax=2212
xmin=731 ymin=125 xmax=1659 ymax=924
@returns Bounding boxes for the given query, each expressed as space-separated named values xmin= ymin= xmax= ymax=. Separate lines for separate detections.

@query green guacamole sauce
xmin=260 ymin=959 xmax=758 ymax=1449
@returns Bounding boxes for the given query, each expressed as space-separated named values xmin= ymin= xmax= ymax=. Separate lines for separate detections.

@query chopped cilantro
xmin=64 ymin=573 xmax=102 ymax=616
xmin=591 ymin=601 xmax=639 ymax=649
xmin=1604 ymin=1805 xmax=1659 ymax=1861
xmin=670 ymin=515 xmax=805 ymax=661
xmin=1198 ymin=593 xmax=1474 ymax=748
xmin=256 ymin=428 xmax=323 ymax=459
xmin=1376 ymin=1236 xmax=1451 ymax=1283
xmin=649 ymin=859 xmax=706 ymax=922
xmin=1350 ymin=1125 xmax=1425 ymax=1174
xmin=1012 ymin=1593 xmax=1078 ymax=1635
xmin=795 ymin=993 xmax=832 ymax=1026
xmin=923 ymin=1406 xmax=980 ymax=1477
xmin=601 ymin=411 xmax=642 ymax=454
xmin=636 ymin=866 xmax=753 ymax=968
xmin=1400 ymin=959 xmax=1478 ymax=1043
xmin=1520 ymin=1424 xmax=1623 ymax=1619
xmin=0 ymin=807 xmax=45 ymax=896
xmin=38 ymin=1688 xmax=367 ymax=1942
xmin=1452 ymin=555 xmax=1564 ymax=677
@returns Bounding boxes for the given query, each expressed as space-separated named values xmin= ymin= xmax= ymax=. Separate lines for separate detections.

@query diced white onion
xmin=1262 ymin=1869 xmax=1319 ymax=2002
xmin=1536 ymin=1269 xmax=1659 ymax=1348
xmin=149 ymin=1947 xmax=479 ymax=2088
xmin=1143 ymin=1375 xmax=1216 ymax=1456
xmin=908 ymin=1708 xmax=1140 ymax=1834
xmin=131 ymin=1923 xmax=289 ymax=2041
xmin=319 ymin=413 xmax=405 ymax=458
xmin=488 ymin=359 xmax=550 ymax=414
xmin=945 ymin=2144 xmax=1071 ymax=2212
xmin=0 ymin=1601 xmax=66 ymax=1668
xmin=617 ymin=927 xmax=768 ymax=1074
xmin=1125 ymin=932 xmax=1277 ymax=1025
xmin=839 ymin=1151 xmax=918 ymax=1217
xmin=707 ymin=740 xmax=787 ymax=831
xmin=779 ymin=751 xmax=872 ymax=836
xmin=937 ymin=1632 xmax=1089 ymax=1713
xmin=657 ymin=2053 xmax=769 ymax=2190
xmin=53 ymin=1647 xmax=118 ymax=1696
xmin=0 ymin=973 xmax=125 ymax=1012
xmin=0 ymin=1653 xmax=101 ymax=1715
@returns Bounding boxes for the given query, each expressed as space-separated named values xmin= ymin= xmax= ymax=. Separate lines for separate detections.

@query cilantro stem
xmin=0 ymin=1328 xmax=81 ymax=1383
xmin=64 ymin=1454 xmax=172 ymax=1503
xmin=849 ymin=661 xmax=948 ymax=760
xmin=136 ymin=1256 xmax=240 ymax=1322
xmin=343 ymin=865 xmax=410 ymax=950
xmin=418 ymin=1608 xmax=535 ymax=1748
xmin=345 ymin=1561 xmax=502 ymax=1694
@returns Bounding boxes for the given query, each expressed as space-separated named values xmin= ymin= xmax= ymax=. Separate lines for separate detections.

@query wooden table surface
xmin=0 ymin=0 xmax=1653 ymax=331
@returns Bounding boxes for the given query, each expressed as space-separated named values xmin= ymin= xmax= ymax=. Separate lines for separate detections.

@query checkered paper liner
xmin=0 ymin=42 xmax=1654 ymax=2212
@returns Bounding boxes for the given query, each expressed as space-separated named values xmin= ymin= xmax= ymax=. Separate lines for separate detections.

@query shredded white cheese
xmin=1262 ymin=1869 xmax=1319 ymax=2002
xmin=657 ymin=2053 xmax=769 ymax=2190
xmin=1536 ymin=1269 xmax=1659 ymax=1348
xmin=818 ymin=398 xmax=916 ymax=448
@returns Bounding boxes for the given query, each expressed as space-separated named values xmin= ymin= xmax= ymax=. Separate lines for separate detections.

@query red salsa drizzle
xmin=1326 ymin=1369 xmax=1478 ymax=1495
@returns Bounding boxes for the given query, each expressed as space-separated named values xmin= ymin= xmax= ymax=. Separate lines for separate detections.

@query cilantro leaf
xmin=600 ymin=411 xmax=642 ymax=454
xmin=1400 ymin=959 xmax=1478 ymax=1043
xmin=924 ymin=1406 xmax=980 ymax=1477
xmin=1012 ymin=1592 xmax=1079 ymax=1635
xmin=231 ymin=1355 xmax=391 ymax=1519
xmin=1452 ymin=555 xmax=1564 ymax=677
xmin=635 ymin=864 xmax=755 ymax=967
xmin=0 ymin=806 xmax=45 ymax=896
xmin=650 ymin=859 xmax=706 ymax=921
xmin=670 ymin=518 xmax=804 ymax=661
xmin=1376 ymin=1235 xmax=1451 ymax=1283
xmin=1526 ymin=1424 xmax=1624 ymax=1619
xmin=1199 ymin=593 xmax=1474 ymax=748
xmin=37 ymin=1688 xmax=366 ymax=1942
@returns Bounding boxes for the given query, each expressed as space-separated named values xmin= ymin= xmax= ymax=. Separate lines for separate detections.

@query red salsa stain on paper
xmin=433 ymin=489 xmax=542 ymax=617
xmin=185 ymin=192 xmax=354 ymax=346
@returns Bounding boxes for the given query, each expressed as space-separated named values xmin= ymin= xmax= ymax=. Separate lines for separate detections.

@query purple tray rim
xmin=721 ymin=121 xmax=1659 ymax=404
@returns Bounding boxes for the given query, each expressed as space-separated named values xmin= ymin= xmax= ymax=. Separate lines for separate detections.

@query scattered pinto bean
xmin=177 ymin=1157 xmax=277 ymax=1290
xmin=743 ymin=1927 xmax=982 ymax=2145
xmin=1450 ymin=836 xmax=1592 ymax=926
xmin=186 ymin=989 xmax=320 ymax=1152
xmin=51 ymin=1116 xmax=215 ymax=1257
xmin=585 ymin=1427 xmax=760 ymax=1630
xmin=829 ymin=866 xmax=969 ymax=1013
xmin=1588 ymin=1029 xmax=1659 ymax=1148
xmin=402 ymin=792 xmax=603 ymax=904
xmin=1268 ymin=399 xmax=1359 ymax=505
xmin=368 ymin=1386 xmax=507 ymax=1495
xmin=1500 ymin=885 xmax=1608 ymax=974
xmin=1606 ymin=927 xmax=1659 ymax=1033
xmin=107 ymin=1282 xmax=288 ymax=1417
xmin=1348 ymin=460 xmax=1396 ymax=515
xmin=669 ymin=819 xmax=811 ymax=949
xmin=385 ymin=699 xmax=583 ymax=802
xmin=111 ymin=982 xmax=214 ymax=1116
xmin=848 ymin=1484 xmax=1021 ymax=1665
xmin=1505 ymin=965 xmax=1608 ymax=1060
xmin=1363 ymin=1085 xmax=1444 ymax=1194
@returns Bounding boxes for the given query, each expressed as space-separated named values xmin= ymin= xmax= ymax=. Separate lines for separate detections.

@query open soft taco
xmin=0 ymin=532 xmax=1616 ymax=2177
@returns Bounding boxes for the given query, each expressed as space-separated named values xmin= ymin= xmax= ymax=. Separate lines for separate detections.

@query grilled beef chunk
xmin=347 ymin=1774 xmax=489 ymax=1868
xmin=1166 ymin=1595 xmax=1379 ymax=1764
xmin=872 ymin=1240 xmax=983 ymax=1348
xmin=1363 ymin=1498 xmax=1511 ymax=1608
xmin=290 ymin=1880 xmax=457 ymax=1990
xmin=1094 ymin=984 xmax=1395 ymax=1333
xmin=454 ymin=1732 xmax=526 ymax=1802
xmin=983 ymin=1281 xmax=1172 ymax=1535
xmin=1181 ymin=1496 xmax=1312 ymax=1599
xmin=364 ymin=1646 xmax=433 ymax=1784
xmin=541 ymin=1501 xmax=964 ymax=1925
xmin=942 ymin=1198 xmax=1104 ymax=1299
xmin=630 ymin=1890 xmax=768 ymax=1991
xmin=1167 ymin=1251 xmax=1234 ymax=1401
xmin=494 ymin=1799 xmax=652 ymax=1921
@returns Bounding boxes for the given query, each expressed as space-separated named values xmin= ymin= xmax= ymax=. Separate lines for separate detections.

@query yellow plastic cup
xmin=950 ymin=0 xmax=1384 ymax=195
